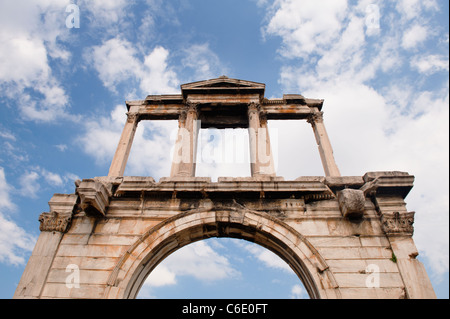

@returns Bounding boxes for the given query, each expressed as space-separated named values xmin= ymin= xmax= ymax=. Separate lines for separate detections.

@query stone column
xmin=248 ymin=103 xmax=276 ymax=177
xmin=307 ymin=108 xmax=341 ymax=177
xmin=108 ymin=110 xmax=140 ymax=177
xmin=170 ymin=102 xmax=199 ymax=177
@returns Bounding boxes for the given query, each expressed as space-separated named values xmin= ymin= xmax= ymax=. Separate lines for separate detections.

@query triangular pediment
xmin=181 ymin=76 xmax=265 ymax=97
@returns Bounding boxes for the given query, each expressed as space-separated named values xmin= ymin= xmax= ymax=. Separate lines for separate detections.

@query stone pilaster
xmin=14 ymin=193 xmax=79 ymax=298
xmin=368 ymin=173 xmax=436 ymax=299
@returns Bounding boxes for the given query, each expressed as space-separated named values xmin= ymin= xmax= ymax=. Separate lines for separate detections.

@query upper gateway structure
xmin=14 ymin=77 xmax=436 ymax=299
xmin=108 ymin=75 xmax=340 ymax=178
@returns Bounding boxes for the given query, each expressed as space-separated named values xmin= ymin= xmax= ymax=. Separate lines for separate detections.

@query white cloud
xmin=0 ymin=168 xmax=15 ymax=211
xmin=151 ymin=241 xmax=239 ymax=282
xmin=0 ymin=167 xmax=36 ymax=266
xmin=55 ymin=144 xmax=68 ymax=152
xmin=181 ymin=43 xmax=229 ymax=81
xmin=264 ymin=0 xmax=348 ymax=58
xmin=77 ymin=104 xmax=178 ymax=178
xmin=396 ymin=0 xmax=439 ymax=21
xmin=17 ymin=167 xmax=74 ymax=199
xmin=85 ymin=37 xmax=141 ymax=93
xmin=86 ymin=38 xmax=179 ymax=96
xmin=411 ymin=54 xmax=449 ymax=74
xmin=290 ymin=284 xmax=308 ymax=299
xmin=0 ymin=35 xmax=49 ymax=84
xmin=0 ymin=130 xmax=16 ymax=142
xmin=402 ymin=24 xmax=428 ymax=49
xmin=42 ymin=170 xmax=64 ymax=187
xmin=126 ymin=120 xmax=178 ymax=178
xmin=78 ymin=0 xmax=131 ymax=31
xmin=140 ymin=241 xmax=240 ymax=297
xmin=19 ymin=171 xmax=41 ymax=199
xmin=77 ymin=105 xmax=125 ymax=168
xmin=0 ymin=1 xmax=71 ymax=122
xmin=144 ymin=265 xmax=176 ymax=288
xmin=0 ymin=214 xmax=36 ymax=266
xmin=243 ymin=243 xmax=291 ymax=272
xmin=140 ymin=46 xmax=179 ymax=95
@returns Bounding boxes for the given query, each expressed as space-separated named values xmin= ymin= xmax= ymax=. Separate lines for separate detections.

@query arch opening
xmin=106 ymin=209 xmax=335 ymax=299
xmin=137 ymin=237 xmax=309 ymax=299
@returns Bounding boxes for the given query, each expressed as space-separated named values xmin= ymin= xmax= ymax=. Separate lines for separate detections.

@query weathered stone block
xmin=76 ymin=178 xmax=113 ymax=217
xmin=337 ymin=189 xmax=365 ymax=218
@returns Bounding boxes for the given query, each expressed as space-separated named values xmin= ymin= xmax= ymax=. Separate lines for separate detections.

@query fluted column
xmin=307 ymin=108 xmax=341 ymax=177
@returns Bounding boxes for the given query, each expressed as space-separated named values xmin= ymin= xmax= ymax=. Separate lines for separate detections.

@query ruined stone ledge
xmin=104 ymin=172 xmax=415 ymax=203
xmin=218 ymin=176 xmax=285 ymax=182
xmin=362 ymin=172 xmax=414 ymax=198
xmin=113 ymin=176 xmax=333 ymax=197
xmin=325 ymin=176 xmax=365 ymax=189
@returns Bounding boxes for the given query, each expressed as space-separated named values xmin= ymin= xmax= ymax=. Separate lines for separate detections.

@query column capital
xmin=307 ymin=111 xmax=324 ymax=124
xmin=185 ymin=100 xmax=199 ymax=113
xmin=247 ymin=102 xmax=261 ymax=115
xmin=381 ymin=211 xmax=415 ymax=237
xmin=126 ymin=112 xmax=140 ymax=124
xmin=39 ymin=211 xmax=73 ymax=233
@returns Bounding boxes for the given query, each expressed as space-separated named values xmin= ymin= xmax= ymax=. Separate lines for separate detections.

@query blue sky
xmin=0 ymin=0 xmax=448 ymax=299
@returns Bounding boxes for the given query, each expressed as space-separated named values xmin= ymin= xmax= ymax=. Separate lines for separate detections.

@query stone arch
xmin=104 ymin=208 xmax=341 ymax=299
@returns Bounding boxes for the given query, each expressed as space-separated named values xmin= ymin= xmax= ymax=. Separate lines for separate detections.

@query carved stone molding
xmin=248 ymin=102 xmax=267 ymax=125
xmin=247 ymin=102 xmax=261 ymax=115
xmin=179 ymin=101 xmax=199 ymax=125
xmin=126 ymin=112 xmax=140 ymax=124
xmin=76 ymin=178 xmax=113 ymax=217
xmin=307 ymin=111 xmax=324 ymax=124
xmin=381 ymin=211 xmax=415 ymax=236
xmin=39 ymin=212 xmax=73 ymax=233
xmin=185 ymin=101 xmax=199 ymax=114
xmin=38 ymin=193 xmax=79 ymax=233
